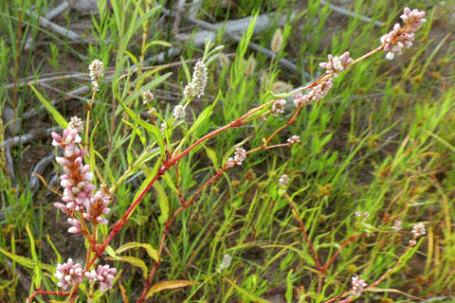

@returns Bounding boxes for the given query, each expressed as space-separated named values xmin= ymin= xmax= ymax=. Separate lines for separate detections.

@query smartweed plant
xmin=1 ymin=5 xmax=431 ymax=303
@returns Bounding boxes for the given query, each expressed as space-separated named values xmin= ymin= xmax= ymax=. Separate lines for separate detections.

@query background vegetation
xmin=0 ymin=0 xmax=454 ymax=302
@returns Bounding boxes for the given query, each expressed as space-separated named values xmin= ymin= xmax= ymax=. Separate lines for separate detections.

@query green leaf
xmin=124 ymin=50 xmax=139 ymax=66
xmin=271 ymin=92 xmax=291 ymax=99
xmin=181 ymin=58 xmax=192 ymax=84
xmin=286 ymin=269 xmax=293 ymax=303
xmin=261 ymin=244 xmax=315 ymax=267
xmin=123 ymin=72 xmax=172 ymax=106
xmin=153 ymin=181 xmax=169 ymax=223
xmin=145 ymin=280 xmax=199 ymax=299
xmin=117 ymin=81 xmax=169 ymax=157
xmin=203 ymin=144 xmax=218 ymax=170
xmin=107 ymin=255 xmax=148 ymax=279
xmin=115 ymin=242 xmax=159 ymax=262
xmin=131 ymin=158 xmax=162 ymax=216
xmin=0 ymin=247 xmax=36 ymax=269
xmin=34 ymin=265 xmax=42 ymax=289
xmin=132 ymin=6 xmax=161 ymax=35
xmin=188 ymin=105 xmax=213 ymax=137
xmin=26 ymin=223 xmax=38 ymax=262
xmin=223 ymin=277 xmax=271 ymax=303
xmin=29 ymin=84 xmax=67 ymax=128
xmin=144 ymin=40 xmax=172 ymax=53
xmin=237 ymin=11 xmax=259 ymax=58
xmin=161 ymin=172 xmax=179 ymax=194
xmin=46 ymin=234 xmax=62 ymax=264
xmin=123 ymin=118 xmax=146 ymax=148
xmin=105 ymin=245 xmax=117 ymax=258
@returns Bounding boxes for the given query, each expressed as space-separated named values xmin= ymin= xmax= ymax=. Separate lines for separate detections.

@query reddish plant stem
xmin=136 ymin=102 xmax=306 ymax=300
xmin=249 ymin=104 xmax=303 ymax=155
xmin=26 ymin=289 xmax=69 ymax=303
xmin=88 ymin=98 xmax=277 ymax=267
xmin=349 ymin=46 xmax=383 ymax=66
xmin=173 ymin=163 xmax=185 ymax=205
xmin=283 ymin=193 xmax=322 ymax=270
xmin=72 ymin=67 xmax=325 ymax=299
xmin=289 ymin=72 xmax=330 ymax=95
xmin=325 ymin=259 xmax=405 ymax=303
xmin=320 ymin=232 xmax=367 ymax=272
xmin=137 ymin=166 xmax=229 ymax=302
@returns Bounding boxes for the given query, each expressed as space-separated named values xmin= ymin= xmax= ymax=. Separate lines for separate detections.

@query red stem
xmin=88 ymin=98 xmax=277 ymax=267
xmin=284 ymin=193 xmax=322 ymax=270
xmin=320 ymin=232 xmax=367 ymax=272
xmin=136 ymin=166 xmax=229 ymax=302
xmin=26 ymin=289 xmax=69 ymax=303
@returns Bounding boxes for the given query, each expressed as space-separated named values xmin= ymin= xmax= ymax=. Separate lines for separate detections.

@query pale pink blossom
xmin=287 ymin=135 xmax=300 ymax=145
xmin=278 ymin=174 xmax=289 ymax=186
xmin=411 ymin=222 xmax=426 ymax=237
xmin=54 ymin=258 xmax=84 ymax=290
xmin=351 ymin=275 xmax=367 ymax=296
xmin=183 ymin=61 xmax=208 ymax=99
xmin=233 ymin=147 xmax=246 ymax=165
xmin=173 ymin=105 xmax=186 ymax=119
xmin=85 ymin=264 xmax=117 ymax=293
xmin=380 ymin=8 xmax=426 ymax=60
xmin=271 ymin=99 xmax=286 ymax=116
xmin=82 ymin=191 xmax=111 ymax=225
xmin=319 ymin=52 xmax=353 ymax=76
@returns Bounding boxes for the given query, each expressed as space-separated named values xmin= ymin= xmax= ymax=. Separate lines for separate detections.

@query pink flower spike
xmin=85 ymin=269 xmax=97 ymax=280
xmin=67 ymin=218 xmax=82 ymax=234
xmin=54 ymin=258 xmax=84 ymax=290
xmin=86 ymin=264 xmax=117 ymax=293
xmin=351 ymin=275 xmax=367 ymax=296
xmin=84 ymin=191 xmax=111 ymax=225
xmin=271 ymin=99 xmax=286 ymax=116
xmin=51 ymin=132 xmax=62 ymax=146
xmin=233 ymin=147 xmax=247 ymax=165
xmin=278 ymin=174 xmax=289 ymax=186
xmin=225 ymin=158 xmax=236 ymax=168
xmin=319 ymin=52 xmax=353 ymax=76
xmin=287 ymin=135 xmax=300 ymax=145
xmin=412 ymin=222 xmax=426 ymax=237
xmin=293 ymin=93 xmax=308 ymax=107
xmin=380 ymin=8 xmax=426 ymax=60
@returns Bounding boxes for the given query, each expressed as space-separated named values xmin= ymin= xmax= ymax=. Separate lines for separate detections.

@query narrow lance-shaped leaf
xmin=115 ymin=242 xmax=159 ymax=262
xmin=29 ymin=84 xmax=67 ymax=128
xmin=146 ymin=280 xmax=199 ymax=299
xmin=153 ymin=181 xmax=169 ymax=224
xmin=223 ymin=277 xmax=271 ymax=303
xmin=107 ymin=256 xmax=148 ymax=279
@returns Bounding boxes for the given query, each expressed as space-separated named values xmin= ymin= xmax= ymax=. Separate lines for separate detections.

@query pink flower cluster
xmin=380 ymin=7 xmax=426 ymax=60
xmin=409 ymin=222 xmax=426 ymax=246
xmin=294 ymin=77 xmax=333 ymax=107
xmin=319 ymin=52 xmax=353 ymax=77
xmin=54 ymin=258 xmax=117 ymax=293
xmin=183 ymin=61 xmax=208 ymax=99
xmin=51 ymin=120 xmax=117 ymax=292
xmin=226 ymin=147 xmax=247 ymax=167
xmin=351 ymin=275 xmax=367 ymax=295
xmin=278 ymin=174 xmax=289 ymax=186
xmin=85 ymin=264 xmax=117 ymax=293
xmin=173 ymin=104 xmax=186 ymax=119
xmin=287 ymin=135 xmax=300 ymax=145
xmin=270 ymin=99 xmax=286 ymax=116
xmin=88 ymin=59 xmax=104 ymax=92
xmin=51 ymin=120 xmax=111 ymax=231
xmin=54 ymin=258 xmax=84 ymax=290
